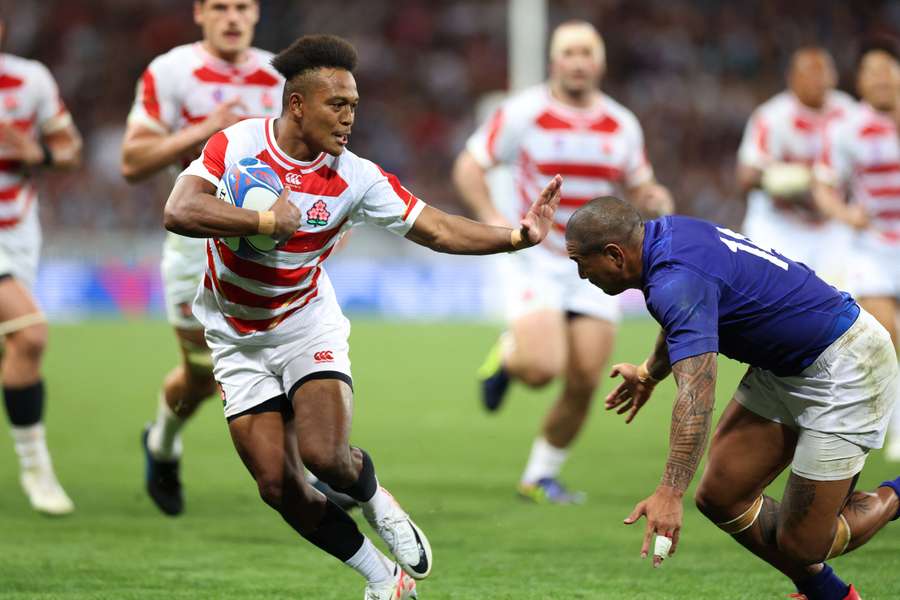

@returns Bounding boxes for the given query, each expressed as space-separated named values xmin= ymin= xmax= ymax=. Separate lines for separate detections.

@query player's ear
xmin=288 ymin=92 xmax=304 ymax=119
xmin=192 ymin=1 xmax=204 ymax=26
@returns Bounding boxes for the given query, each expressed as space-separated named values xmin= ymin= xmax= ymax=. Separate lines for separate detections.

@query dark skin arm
xmin=405 ymin=175 xmax=562 ymax=254
xmin=623 ymin=352 xmax=718 ymax=565
xmin=163 ymin=174 xmax=300 ymax=242
xmin=605 ymin=329 xmax=672 ymax=423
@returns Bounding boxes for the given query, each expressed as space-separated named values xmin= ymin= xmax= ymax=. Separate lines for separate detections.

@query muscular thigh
xmin=779 ymin=472 xmax=854 ymax=551
xmin=565 ymin=316 xmax=615 ymax=390
xmin=698 ymin=399 xmax=797 ymax=519
xmin=292 ymin=378 xmax=354 ymax=456
xmin=229 ymin=411 xmax=295 ymax=481
xmin=0 ymin=277 xmax=42 ymax=323
xmin=510 ymin=309 xmax=567 ymax=374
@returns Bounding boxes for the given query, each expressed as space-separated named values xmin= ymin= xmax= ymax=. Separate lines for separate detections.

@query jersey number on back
xmin=717 ymin=227 xmax=788 ymax=271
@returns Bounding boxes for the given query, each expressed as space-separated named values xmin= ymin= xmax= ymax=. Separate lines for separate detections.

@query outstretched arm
xmin=624 ymin=352 xmax=717 ymax=564
xmin=606 ymin=329 xmax=672 ymax=423
xmin=406 ymin=175 xmax=561 ymax=254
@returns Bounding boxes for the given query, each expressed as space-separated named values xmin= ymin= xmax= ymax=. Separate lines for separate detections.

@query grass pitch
xmin=0 ymin=318 xmax=897 ymax=599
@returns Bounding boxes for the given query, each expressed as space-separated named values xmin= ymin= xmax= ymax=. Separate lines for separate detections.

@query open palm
xmin=520 ymin=175 xmax=562 ymax=245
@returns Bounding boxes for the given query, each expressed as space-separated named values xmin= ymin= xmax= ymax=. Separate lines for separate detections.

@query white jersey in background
xmin=0 ymin=54 xmax=72 ymax=287
xmin=816 ymin=102 xmax=900 ymax=299
xmin=128 ymin=43 xmax=283 ymax=327
xmin=181 ymin=117 xmax=425 ymax=345
xmin=465 ymin=84 xmax=652 ymax=321
xmin=738 ymin=90 xmax=857 ymax=285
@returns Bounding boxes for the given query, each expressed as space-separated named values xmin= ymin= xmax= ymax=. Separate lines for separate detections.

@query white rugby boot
xmin=364 ymin=487 xmax=432 ymax=580
xmin=364 ymin=565 xmax=418 ymax=600
xmin=21 ymin=465 xmax=74 ymax=515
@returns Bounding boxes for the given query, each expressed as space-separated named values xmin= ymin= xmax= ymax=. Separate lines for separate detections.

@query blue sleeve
xmin=647 ymin=267 xmax=720 ymax=365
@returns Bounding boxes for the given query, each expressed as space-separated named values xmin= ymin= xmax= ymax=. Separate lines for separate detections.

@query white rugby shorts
xmin=734 ymin=309 xmax=899 ymax=480
xmin=161 ymin=233 xmax=207 ymax=329
xmin=206 ymin=290 xmax=353 ymax=420
xmin=501 ymin=249 xmax=620 ymax=323
xmin=845 ymin=236 xmax=900 ymax=300
xmin=0 ymin=203 xmax=41 ymax=289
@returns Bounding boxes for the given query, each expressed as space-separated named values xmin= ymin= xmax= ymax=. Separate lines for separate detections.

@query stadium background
xmin=2 ymin=1 xmax=900 ymax=599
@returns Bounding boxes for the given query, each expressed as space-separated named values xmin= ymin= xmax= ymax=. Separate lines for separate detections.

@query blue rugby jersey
xmin=641 ymin=216 xmax=859 ymax=376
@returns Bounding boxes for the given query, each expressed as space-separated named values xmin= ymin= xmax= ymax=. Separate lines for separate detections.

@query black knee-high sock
xmin=3 ymin=380 xmax=44 ymax=427
xmin=333 ymin=447 xmax=377 ymax=502
xmin=302 ymin=500 xmax=365 ymax=561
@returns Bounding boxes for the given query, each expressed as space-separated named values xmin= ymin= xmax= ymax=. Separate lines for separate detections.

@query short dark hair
xmin=565 ymin=196 xmax=643 ymax=255
xmin=857 ymin=34 xmax=900 ymax=69
xmin=271 ymin=34 xmax=358 ymax=105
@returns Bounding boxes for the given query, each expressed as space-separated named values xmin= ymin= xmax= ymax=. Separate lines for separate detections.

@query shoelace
xmin=375 ymin=516 xmax=416 ymax=561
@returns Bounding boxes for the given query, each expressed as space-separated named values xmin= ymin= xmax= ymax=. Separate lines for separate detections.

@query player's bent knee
xmin=6 ymin=323 xmax=48 ymax=362
xmin=519 ymin=362 xmax=563 ymax=387
xmin=301 ymin=445 xmax=356 ymax=488
xmin=776 ymin=527 xmax=830 ymax=565
xmin=256 ymin=475 xmax=286 ymax=509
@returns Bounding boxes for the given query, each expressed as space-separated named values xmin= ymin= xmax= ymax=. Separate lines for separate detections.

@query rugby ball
xmin=761 ymin=163 xmax=811 ymax=198
xmin=216 ymin=157 xmax=283 ymax=256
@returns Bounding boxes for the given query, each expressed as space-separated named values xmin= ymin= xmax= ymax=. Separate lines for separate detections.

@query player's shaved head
xmin=566 ymin=196 xmax=643 ymax=255
xmin=787 ymin=47 xmax=836 ymax=110
xmin=549 ymin=20 xmax=605 ymax=100
xmin=272 ymin=34 xmax=358 ymax=107
xmin=550 ymin=20 xmax=605 ymax=64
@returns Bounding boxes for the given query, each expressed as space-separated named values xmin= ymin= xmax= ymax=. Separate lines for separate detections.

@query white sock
xmin=521 ymin=437 xmax=569 ymax=484
xmin=11 ymin=423 xmax=52 ymax=471
xmin=148 ymin=392 xmax=184 ymax=460
xmin=345 ymin=537 xmax=393 ymax=584
xmin=362 ymin=483 xmax=395 ymax=522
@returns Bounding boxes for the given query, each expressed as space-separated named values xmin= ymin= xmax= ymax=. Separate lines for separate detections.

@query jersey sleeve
xmin=647 ymin=267 xmax=720 ymax=365
xmin=813 ymin=120 xmax=852 ymax=188
xmin=180 ymin=130 xmax=228 ymax=186
xmin=737 ymin=109 xmax=770 ymax=170
xmin=127 ymin=55 xmax=179 ymax=134
xmin=465 ymin=100 xmax=528 ymax=168
xmin=350 ymin=166 xmax=426 ymax=236
xmin=623 ymin=117 xmax=654 ymax=188
xmin=30 ymin=62 xmax=70 ymax=135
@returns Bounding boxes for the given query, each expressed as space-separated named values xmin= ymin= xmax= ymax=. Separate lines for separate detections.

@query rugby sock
xmin=3 ymin=380 xmax=44 ymax=426
xmin=334 ymin=447 xmax=377 ymax=502
xmin=520 ymin=437 xmax=569 ymax=484
xmin=4 ymin=382 xmax=51 ymax=472
xmin=148 ymin=392 xmax=184 ymax=460
xmin=795 ymin=564 xmax=849 ymax=600
xmin=344 ymin=537 xmax=394 ymax=584
xmin=303 ymin=500 xmax=367 ymax=562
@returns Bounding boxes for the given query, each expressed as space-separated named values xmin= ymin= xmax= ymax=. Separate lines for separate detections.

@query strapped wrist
xmin=637 ymin=360 xmax=660 ymax=385
xmin=257 ymin=211 xmax=276 ymax=236
xmin=509 ymin=227 xmax=530 ymax=250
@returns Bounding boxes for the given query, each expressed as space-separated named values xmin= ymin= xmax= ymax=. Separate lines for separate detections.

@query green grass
xmin=0 ymin=318 xmax=897 ymax=599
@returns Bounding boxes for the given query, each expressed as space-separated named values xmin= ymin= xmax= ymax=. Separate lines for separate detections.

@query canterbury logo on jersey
xmin=285 ymin=172 xmax=303 ymax=186
xmin=313 ymin=350 xmax=334 ymax=362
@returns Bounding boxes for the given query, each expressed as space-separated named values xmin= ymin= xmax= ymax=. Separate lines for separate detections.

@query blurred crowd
xmin=7 ymin=0 xmax=900 ymax=233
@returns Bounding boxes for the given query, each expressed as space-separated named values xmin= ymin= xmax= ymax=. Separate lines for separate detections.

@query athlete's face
xmin=293 ymin=68 xmax=358 ymax=157
xmin=194 ymin=0 xmax=258 ymax=59
xmin=789 ymin=50 xmax=836 ymax=110
xmin=858 ymin=50 xmax=900 ymax=112
xmin=550 ymin=38 xmax=603 ymax=96
xmin=567 ymin=242 xmax=630 ymax=295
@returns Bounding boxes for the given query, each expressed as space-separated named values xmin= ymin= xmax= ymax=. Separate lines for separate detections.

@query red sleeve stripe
xmin=534 ymin=162 xmax=623 ymax=180
xmin=141 ymin=70 xmax=161 ymax=122
xmin=279 ymin=219 xmax=347 ymax=253
xmin=214 ymin=239 xmax=315 ymax=287
xmin=376 ymin=166 xmax=421 ymax=218
xmin=485 ymin=108 xmax=504 ymax=161
xmin=202 ymin=131 xmax=229 ymax=180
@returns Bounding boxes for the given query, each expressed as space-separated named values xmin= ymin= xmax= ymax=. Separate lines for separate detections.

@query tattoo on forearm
xmin=661 ymin=353 xmax=717 ymax=492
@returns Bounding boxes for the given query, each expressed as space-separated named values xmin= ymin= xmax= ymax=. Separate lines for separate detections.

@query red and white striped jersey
xmin=181 ymin=118 xmax=426 ymax=343
xmin=815 ymin=102 xmax=900 ymax=246
xmin=0 ymin=53 xmax=71 ymax=228
xmin=466 ymin=84 xmax=653 ymax=256
xmin=739 ymin=90 xmax=856 ymax=220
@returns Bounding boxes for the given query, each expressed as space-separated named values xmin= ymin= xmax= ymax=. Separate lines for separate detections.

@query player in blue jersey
xmin=565 ymin=197 xmax=900 ymax=600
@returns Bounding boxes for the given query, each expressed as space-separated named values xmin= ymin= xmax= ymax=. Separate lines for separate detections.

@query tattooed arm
xmin=624 ymin=352 xmax=718 ymax=564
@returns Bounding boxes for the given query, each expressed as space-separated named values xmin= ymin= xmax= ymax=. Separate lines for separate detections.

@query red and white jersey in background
xmin=815 ymin=102 xmax=900 ymax=246
xmin=181 ymin=118 xmax=425 ymax=343
xmin=128 ymin=42 xmax=283 ymax=180
xmin=739 ymin=90 xmax=856 ymax=222
xmin=466 ymin=84 xmax=653 ymax=257
xmin=0 ymin=53 xmax=71 ymax=228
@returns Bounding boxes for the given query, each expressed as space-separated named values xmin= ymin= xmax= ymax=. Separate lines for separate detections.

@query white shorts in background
xmin=845 ymin=236 xmax=900 ymax=300
xmin=501 ymin=250 xmax=620 ymax=323
xmin=0 ymin=203 xmax=41 ymax=289
xmin=161 ymin=232 xmax=207 ymax=329
xmin=207 ymin=293 xmax=353 ymax=420
xmin=734 ymin=309 xmax=899 ymax=480
xmin=742 ymin=197 xmax=852 ymax=289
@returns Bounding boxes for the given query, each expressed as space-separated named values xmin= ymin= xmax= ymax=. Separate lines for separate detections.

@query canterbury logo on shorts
xmin=313 ymin=350 xmax=334 ymax=363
